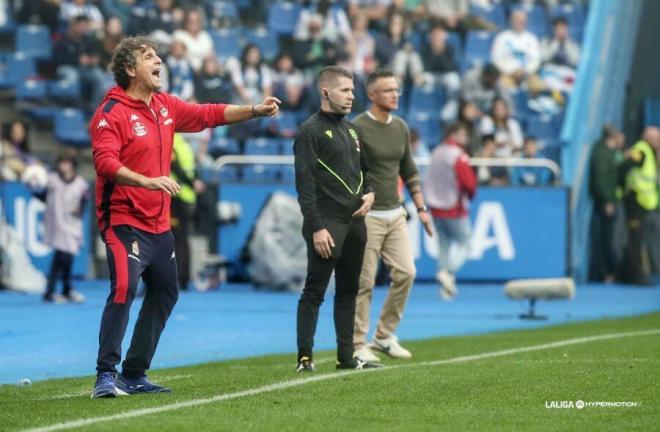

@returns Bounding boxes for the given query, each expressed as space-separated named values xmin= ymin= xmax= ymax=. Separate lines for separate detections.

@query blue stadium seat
xmin=280 ymin=165 xmax=295 ymax=183
xmin=244 ymin=28 xmax=280 ymax=62
xmin=462 ymin=31 xmax=495 ymax=72
xmin=280 ymin=139 xmax=294 ymax=155
xmin=7 ymin=52 xmax=37 ymax=86
xmin=48 ymin=78 xmax=82 ymax=104
xmin=54 ymin=109 xmax=90 ymax=146
xmin=218 ymin=165 xmax=241 ymax=183
xmin=209 ymin=136 xmax=241 ymax=156
xmin=264 ymin=111 xmax=298 ymax=138
xmin=469 ymin=3 xmax=507 ymax=29
xmin=15 ymin=78 xmax=47 ymax=100
xmin=210 ymin=28 xmax=242 ymax=62
xmin=644 ymin=98 xmax=660 ymax=127
xmin=511 ymin=90 xmax=530 ymax=123
xmin=514 ymin=3 xmax=549 ymax=38
xmin=267 ymin=2 xmax=302 ymax=37
xmin=406 ymin=110 xmax=442 ymax=147
xmin=408 ymin=85 xmax=445 ymax=115
xmin=16 ymin=25 xmax=52 ymax=60
xmin=244 ymin=137 xmax=280 ymax=155
xmin=550 ymin=3 xmax=586 ymax=42
xmin=243 ymin=164 xmax=279 ymax=182
xmin=526 ymin=113 xmax=562 ymax=145
xmin=210 ymin=1 xmax=239 ymax=22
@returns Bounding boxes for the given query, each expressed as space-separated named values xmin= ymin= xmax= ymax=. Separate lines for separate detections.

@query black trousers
xmin=620 ymin=195 xmax=650 ymax=284
xmin=589 ymin=205 xmax=617 ymax=281
xmin=297 ymin=216 xmax=367 ymax=363
xmin=96 ymin=225 xmax=179 ymax=377
xmin=171 ymin=199 xmax=192 ymax=290
xmin=45 ymin=250 xmax=74 ymax=297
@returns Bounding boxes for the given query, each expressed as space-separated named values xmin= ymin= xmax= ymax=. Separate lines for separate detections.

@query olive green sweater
xmin=353 ymin=112 xmax=421 ymax=210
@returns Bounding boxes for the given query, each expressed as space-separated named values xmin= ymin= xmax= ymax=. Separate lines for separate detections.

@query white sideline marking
xmin=21 ymin=329 xmax=660 ymax=432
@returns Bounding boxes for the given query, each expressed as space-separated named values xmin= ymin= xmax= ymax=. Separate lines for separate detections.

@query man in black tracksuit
xmin=294 ymin=66 xmax=382 ymax=371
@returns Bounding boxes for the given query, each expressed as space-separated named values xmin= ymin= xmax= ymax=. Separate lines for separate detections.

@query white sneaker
xmin=370 ymin=335 xmax=412 ymax=359
xmin=354 ymin=345 xmax=381 ymax=362
xmin=65 ymin=291 xmax=86 ymax=304
xmin=436 ymin=270 xmax=457 ymax=301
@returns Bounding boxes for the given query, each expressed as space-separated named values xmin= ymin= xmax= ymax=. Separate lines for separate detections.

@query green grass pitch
xmin=2 ymin=313 xmax=658 ymax=431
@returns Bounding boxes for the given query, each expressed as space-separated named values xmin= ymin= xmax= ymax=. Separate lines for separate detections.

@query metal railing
xmin=212 ymin=155 xmax=562 ymax=180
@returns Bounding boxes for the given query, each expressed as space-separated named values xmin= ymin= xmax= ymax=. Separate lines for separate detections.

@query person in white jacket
xmin=490 ymin=9 xmax=541 ymax=90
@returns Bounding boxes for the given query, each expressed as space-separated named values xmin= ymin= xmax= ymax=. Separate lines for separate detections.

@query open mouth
xmin=152 ymin=67 xmax=161 ymax=78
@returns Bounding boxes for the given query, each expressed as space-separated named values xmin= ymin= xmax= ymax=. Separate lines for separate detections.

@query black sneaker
xmin=336 ymin=357 xmax=384 ymax=370
xmin=296 ymin=356 xmax=315 ymax=372
xmin=115 ymin=374 xmax=171 ymax=395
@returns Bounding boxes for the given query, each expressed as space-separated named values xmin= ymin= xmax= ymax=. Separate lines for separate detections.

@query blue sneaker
xmin=92 ymin=372 xmax=117 ymax=399
xmin=115 ymin=374 xmax=171 ymax=395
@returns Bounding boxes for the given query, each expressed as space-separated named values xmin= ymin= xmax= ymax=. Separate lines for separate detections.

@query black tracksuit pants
xmin=620 ymin=194 xmax=650 ymax=284
xmin=96 ymin=225 xmax=179 ymax=377
xmin=297 ymin=216 xmax=367 ymax=363
xmin=45 ymin=250 xmax=74 ymax=298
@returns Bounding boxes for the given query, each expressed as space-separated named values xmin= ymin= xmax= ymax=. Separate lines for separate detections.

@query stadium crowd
xmin=3 ymin=0 xmax=588 ymax=186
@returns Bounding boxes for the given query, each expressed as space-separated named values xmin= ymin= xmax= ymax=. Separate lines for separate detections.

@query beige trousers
xmin=354 ymin=213 xmax=416 ymax=348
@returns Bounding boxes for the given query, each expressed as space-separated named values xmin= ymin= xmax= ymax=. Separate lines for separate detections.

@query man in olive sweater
xmin=352 ymin=70 xmax=433 ymax=361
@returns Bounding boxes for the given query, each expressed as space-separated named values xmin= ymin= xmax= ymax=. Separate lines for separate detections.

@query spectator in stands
xmin=346 ymin=13 xmax=376 ymax=77
xmin=60 ymin=0 xmax=105 ymax=35
xmin=271 ymin=52 xmax=306 ymax=110
xmin=589 ymin=126 xmax=621 ymax=283
xmin=490 ymin=9 xmax=541 ymax=90
xmin=424 ymin=0 xmax=468 ymax=36
xmin=424 ymin=122 xmax=477 ymax=300
xmin=374 ymin=11 xmax=408 ymax=69
xmin=0 ymin=120 xmax=35 ymax=181
xmin=540 ymin=16 xmax=580 ymax=69
xmin=479 ymin=97 xmax=523 ymax=156
xmin=510 ymin=137 xmax=553 ymax=186
xmin=194 ymin=55 xmax=232 ymax=104
xmin=476 ymin=133 xmax=509 ymax=186
xmin=53 ymin=15 xmax=107 ymax=112
xmin=422 ymin=25 xmax=461 ymax=122
xmin=226 ymin=44 xmax=272 ymax=105
xmin=461 ymin=63 xmax=510 ymax=115
xmin=292 ymin=13 xmax=342 ymax=73
xmin=410 ymin=128 xmax=430 ymax=157
xmin=348 ymin=0 xmax=393 ymax=24
xmin=39 ymin=149 xmax=89 ymax=303
xmin=172 ymin=8 xmax=213 ymax=72
xmin=458 ymin=100 xmax=483 ymax=155
xmin=295 ymin=0 xmax=352 ymax=44
xmin=166 ymin=40 xmax=195 ymax=101
xmin=99 ymin=17 xmax=124 ymax=71
xmin=619 ymin=127 xmax=660 ymax=285
xmin=16 ymin=0 xmax=62 ymax=34
xmin=392 ymin=40 xmax=424 ymax=88
xmin=129 ymin=0 xmax=183 ymax=49
xmin=101 ymin=0 xmax=135 ymax=33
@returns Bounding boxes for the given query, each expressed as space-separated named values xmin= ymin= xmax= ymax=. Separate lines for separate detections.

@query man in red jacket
xmin=423 ymin=123 xmax=477 ymax=300
xmin=90 ymin=36 xmax=279 ymax=398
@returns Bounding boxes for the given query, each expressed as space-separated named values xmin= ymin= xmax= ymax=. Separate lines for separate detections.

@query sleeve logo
xmin=97 ymin=119 xmax=109 ymax=128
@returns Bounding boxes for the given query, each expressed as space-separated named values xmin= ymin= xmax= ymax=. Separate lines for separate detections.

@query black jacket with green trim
xmin=294 ymin=110 xmax=372 ymax=232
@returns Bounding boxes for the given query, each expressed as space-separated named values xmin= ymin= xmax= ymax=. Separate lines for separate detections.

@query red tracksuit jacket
xmin=90 ymin=86 xmax=227 ymax=234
